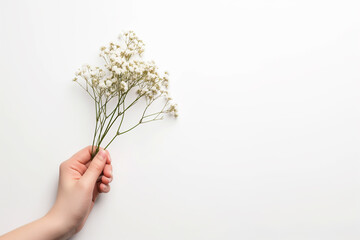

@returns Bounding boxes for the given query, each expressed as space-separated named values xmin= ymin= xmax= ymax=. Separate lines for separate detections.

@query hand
xmin=46 ymin=146 xmax=113 ymax=236
xmin=0 ymin=146 xmax=113 ymax=240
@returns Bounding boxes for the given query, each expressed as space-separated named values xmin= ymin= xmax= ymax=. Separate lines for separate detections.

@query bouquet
xmin=73 ymin=31 xmax=178 ymax=157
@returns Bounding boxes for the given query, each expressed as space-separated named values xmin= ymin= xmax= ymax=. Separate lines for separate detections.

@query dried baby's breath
xmin=73 ymin=31 xmax=178 ymax=156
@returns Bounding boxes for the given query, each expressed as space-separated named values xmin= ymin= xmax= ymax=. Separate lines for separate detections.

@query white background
xmin=0 ymin=0 xmax=360 ymax=239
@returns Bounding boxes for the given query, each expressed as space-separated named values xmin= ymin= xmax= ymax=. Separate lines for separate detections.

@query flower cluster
xmin=73 ymin=31 xmax=178 ymax=155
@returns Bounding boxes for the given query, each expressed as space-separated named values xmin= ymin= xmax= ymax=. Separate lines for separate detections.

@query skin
xmin=0 ymin=146 xmax=113 ymax=240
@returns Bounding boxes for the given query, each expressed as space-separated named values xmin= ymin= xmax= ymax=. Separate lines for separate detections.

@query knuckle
xmin=91 ymin=161 xmax=103 ymax=172
xmin=59 ymin=162 xmax=67 ymax=171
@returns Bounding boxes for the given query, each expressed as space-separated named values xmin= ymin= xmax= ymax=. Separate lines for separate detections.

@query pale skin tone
xmin=0 ymin=146 xmax=113 ymax=240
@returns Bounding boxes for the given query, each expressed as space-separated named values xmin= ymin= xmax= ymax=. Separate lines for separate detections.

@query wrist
xmin=0 ymin=213 xmax=77 ymax=240
xmin=42 ymin=211 xmax=76 ymax=240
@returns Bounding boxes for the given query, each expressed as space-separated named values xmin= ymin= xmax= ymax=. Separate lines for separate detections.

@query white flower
xmin=105 ymin=80 xmax=112 ymax=87
xmin=120 ymin=81 xmax=128 ymax=92
xmin=83 ymin=72 xmax=90 ymax=81
xmin=168 ymin=102 xmax=178 ymax=117
xmin=159 ymin=86 xmax=168 ymax=95
xmin=90 ymin=70 xmax=97 ymax=76
xmin=98 ymin=81 xmax=106 ymax=89
xmin=150 ymin=86 xmax=158 ymax=94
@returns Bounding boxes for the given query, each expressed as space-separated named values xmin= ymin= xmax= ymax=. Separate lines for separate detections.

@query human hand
xmin=0 ymin=146 xmax=113 ymax=240
xmin=46 ymin=146 xmax=113 ymax=237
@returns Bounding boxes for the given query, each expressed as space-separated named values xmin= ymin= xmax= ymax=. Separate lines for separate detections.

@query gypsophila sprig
xmin=73 ymin=31 xmax=178 ymax=157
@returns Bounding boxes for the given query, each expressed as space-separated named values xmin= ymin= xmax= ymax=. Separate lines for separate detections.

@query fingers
xmin=98 ymin=164 xmax=113 ymax=191
xmin=69 ymin=146 xmax=111 ymax=165
xmin=95 ymin=155 xmax=113 ymax=184
xmin=100 ymin=158 xmax=113 ymax=186
xmin=103 ymin=163 xmax=113 ymax=178
xmin=99 ymin=183 xmax=111 ymax=193
xmin=81 ymin=149 xmax=109 ymax=186
xmin=93 ymin=178 xmax=111 ymax=199
xmin=69 ymin=146 xmax=94 ymax=165
xmin=101 ymin=175 xmax=112 ymax=184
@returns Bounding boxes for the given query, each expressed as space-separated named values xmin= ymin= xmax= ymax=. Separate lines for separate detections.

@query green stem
xmin=91 ymin=96 xmax=99 ymax=156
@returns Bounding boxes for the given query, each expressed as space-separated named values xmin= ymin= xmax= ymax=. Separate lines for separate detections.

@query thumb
xmin=81 ymin=149 xmax=108 ymax=186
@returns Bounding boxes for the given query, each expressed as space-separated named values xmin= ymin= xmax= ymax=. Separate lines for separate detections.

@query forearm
xmin=0 ymin=213 xmax=74 ymax=240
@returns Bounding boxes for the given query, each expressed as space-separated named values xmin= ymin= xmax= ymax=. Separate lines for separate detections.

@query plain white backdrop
xmin=0 ymin=0 xmax=360 ymax=239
